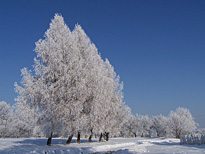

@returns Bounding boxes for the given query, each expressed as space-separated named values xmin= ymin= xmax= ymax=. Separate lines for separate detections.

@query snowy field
xmin=0 ymin=138 xmax=205 ymax=154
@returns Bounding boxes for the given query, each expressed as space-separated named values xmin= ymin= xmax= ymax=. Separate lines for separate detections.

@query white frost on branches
xmin=168 ymin=107 xmax=198 ymax=138
xmin=14 ymin=14 xmax=127 ymax=139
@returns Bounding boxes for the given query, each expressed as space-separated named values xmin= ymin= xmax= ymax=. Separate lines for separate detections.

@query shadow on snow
xmin=14 ymin=138 xmax=98 ymax=145
xmin=0 ymin=138 xmax=99 ymax=154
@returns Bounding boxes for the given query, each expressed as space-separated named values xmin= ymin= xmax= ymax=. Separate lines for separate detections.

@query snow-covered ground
xmin=0 ymin=137 xmax=205 ymax=154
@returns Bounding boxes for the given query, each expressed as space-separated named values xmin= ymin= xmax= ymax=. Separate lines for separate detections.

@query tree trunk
xmin=47 ymin=132 xmax=52 ymax=146
xmin=88 ymin=135 xmax=92 ymax=143
xmin=66 ymin=134 xmax=73 ymax=144
xmin=88 ymin=129 xmax=93 ymax=143
xmin=4 ymin=117 xmax=8 ymax=138
xmin=133 ymin=133 xmax=137 ymax=137
xmin=175 ymin=130 xmax=180 ymax=138
xmin=99 ymin=133 xmax=103 ymax=142
xmin=77 ymin=131 xmax=80 ymax=143
xmin=105 ymin=132 xmax=109 ymax=141
xmin=154 ymin=127 xmax=159 ymax=137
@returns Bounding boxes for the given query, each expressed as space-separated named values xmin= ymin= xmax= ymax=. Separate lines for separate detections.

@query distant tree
xmin=168 ymin=107 xmax=198 ymax=138
xmin=0 ymin=101 xmax=12 ymax=138
xmin=151 ymin=114 xmax=168 ymax=137
xmin=120 ymin=109 xmax=139 ymax=138
xmin=136 ymin=114 xmax=151 ymax=137
xmin=13 ymin=101 xmax=37 ymax=137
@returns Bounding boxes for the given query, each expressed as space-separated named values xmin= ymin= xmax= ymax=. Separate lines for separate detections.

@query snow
xmin=0 ymin=137 xmax=205 ymax=154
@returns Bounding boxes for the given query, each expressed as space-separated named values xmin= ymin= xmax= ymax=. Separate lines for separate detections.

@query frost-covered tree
xmin=168 ymin=107 xmax=198 ymax=138
xmin=95 ymin=59 xmax=125 ymax=141
xmin=61 ymin=24 xmax=105 ymax=143
xmin=136 ymin=114 xmax=151 ymax=137
xmin=15 ymin=14 xmax=125 ymax=145
xmin=13 ymin=101 xmax=38 ymax=137
xmin=63 ymin=27 xmax=126 ymax=143
xmin=15 ymin=14 xmax=71 ymax=145
xmin=0 ymin=101 xmax=12 ymax=138
xmin=121 ymin=112 xmax=138 ymax=137
xmin=151 ymin=114 xmax=168 ymax=137
xmin=0 ymin=101 xmax=40 ymax=138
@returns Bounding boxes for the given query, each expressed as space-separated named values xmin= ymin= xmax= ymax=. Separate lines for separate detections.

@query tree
xmin=13 ymin=101 xmax=37 ymax=137
xmin=92 ymin=58 xmax=125 ymax=141
xmin=168 ymin=107 xmax=198 ymax=138
xmin=15 ymin=14 xmax=71 ymax=145
xmin=121 ymin=113 xmax=137 ymax=137
xmin=136 ymin=114 xmax=151 ymax=137
xmin=0 ymin=101 xmax=12 ymax=138
xmin=151 ymin=114 xmax=168 ymax=137
xmin=0 ymin=102 xmax=34 ymax=137
xmin=62 ymin=24 xmax=104 ymax=143
xmin=15 ymin=14 xmax=126 ymax=145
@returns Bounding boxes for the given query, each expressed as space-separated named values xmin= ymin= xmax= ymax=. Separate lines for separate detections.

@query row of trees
xmin=122 ymin=107 xmax=198 ymax=139
xmin=0 ymin=14 xmax=198 ymax=145
xmin=0 ymin=100 xmax=197 ymax=141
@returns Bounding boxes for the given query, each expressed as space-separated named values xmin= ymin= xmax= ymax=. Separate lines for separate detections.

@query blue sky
xmin=0 ymin=0 xmax=205 ymax=127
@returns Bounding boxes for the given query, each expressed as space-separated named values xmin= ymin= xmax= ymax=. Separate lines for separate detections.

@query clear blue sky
xmin=0 ymin=0 xmax=205 ymax=127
